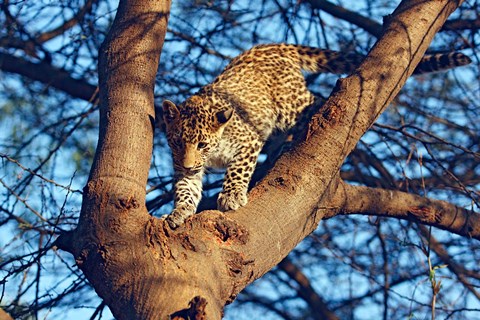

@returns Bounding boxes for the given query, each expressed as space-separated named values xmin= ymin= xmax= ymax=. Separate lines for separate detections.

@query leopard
xmin=162 ymin=43 xmax=471 ymax=228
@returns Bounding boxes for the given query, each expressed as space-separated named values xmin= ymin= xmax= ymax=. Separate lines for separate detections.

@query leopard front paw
xmin=217 ymin=190 xmax=248 ymax=212
xmin=166 ymin=206 xmax=195 ymax=229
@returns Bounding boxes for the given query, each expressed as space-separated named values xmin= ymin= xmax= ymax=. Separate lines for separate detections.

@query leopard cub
xmin=162 ymin=43 xmax=471 ymax=228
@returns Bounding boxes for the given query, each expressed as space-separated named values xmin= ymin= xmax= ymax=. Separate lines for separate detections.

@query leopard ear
xmin=215 ymin=108 xmax=233 ymax=125
xmin=162 ymin=100 xmax=179 ymax=122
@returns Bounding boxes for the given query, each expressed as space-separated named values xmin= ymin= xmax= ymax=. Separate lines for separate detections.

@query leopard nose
xmin=183 ymin=161 xmax=194 ymax=169
xmin=183 ymin=144 xmax=196 ymax=169
xmin=183 ymin=157 xmax=195 ymax=169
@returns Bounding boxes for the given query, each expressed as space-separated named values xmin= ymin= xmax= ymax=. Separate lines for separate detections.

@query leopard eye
xmin=197 ymin=142 xmax=208 ymax=150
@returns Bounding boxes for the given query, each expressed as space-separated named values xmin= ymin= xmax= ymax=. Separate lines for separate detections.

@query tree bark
xmin=0 ymin=309 xmax=14 ymax=320
xmin=56 ymin=0 xmax=173 ymax=318
xmin=54 ymin=0 xmax=478 ymax=319
xmin=328 ymin=181 xmax=480 ymax=240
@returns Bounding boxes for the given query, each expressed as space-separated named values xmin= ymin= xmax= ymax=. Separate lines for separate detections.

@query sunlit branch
xmin=329 ymin=181 xmax=480 ymax=240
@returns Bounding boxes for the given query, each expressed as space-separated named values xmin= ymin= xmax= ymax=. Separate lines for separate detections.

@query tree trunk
xmin=55 ymin=0 xmax=468 ymax=319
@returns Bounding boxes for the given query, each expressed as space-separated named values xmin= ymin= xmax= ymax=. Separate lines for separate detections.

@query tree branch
xmin=57 ymin=0 xmax=172 ymax=318
xmin=35 ymin=0 xmax=98 ymax=44
xmin=306 ymin=0 xmax=382 ymax=37
xmin=0 ymin=0 xmax=97 ymax=57
xmin=278 ymin=257 xmax=339 ymax=320
xmin=443 ymin=17 xmax=480 ymax=31
xmin=0 ymin=53 xmax=98 ymax=102
xmin=329 ymin=181 xmax=480 ymax=240
xmin=306 ymin=0 xmax=477 ymax=36
xmin=417 ymin=225 xmax=480 ymax=299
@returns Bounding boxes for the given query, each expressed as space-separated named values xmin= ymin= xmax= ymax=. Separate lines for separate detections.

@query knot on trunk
xmin=170 ymin=296 xmax=208 ymax=320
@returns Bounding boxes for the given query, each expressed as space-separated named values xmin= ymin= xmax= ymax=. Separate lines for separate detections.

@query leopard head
xmin=162 ymin=95 xmax=233 ymax=174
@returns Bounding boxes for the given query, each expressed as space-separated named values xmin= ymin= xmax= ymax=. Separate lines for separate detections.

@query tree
xmin=0 ymin=0 xmax=479 ymax=319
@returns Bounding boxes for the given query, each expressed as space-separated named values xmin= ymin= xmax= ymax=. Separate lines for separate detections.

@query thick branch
xmin=57 ymin=0 xmax=172 ymax=319
xmin=0 ymin=53 xmax=98 ymax=102
xmin=443 ymin=17 xmax=480 ymax=31
xmin=329 ymin=181 xmax=480 ymax=240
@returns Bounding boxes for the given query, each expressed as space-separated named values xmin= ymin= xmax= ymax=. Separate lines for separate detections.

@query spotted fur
xmin=162 ymin=43 xmax=471 ymax=228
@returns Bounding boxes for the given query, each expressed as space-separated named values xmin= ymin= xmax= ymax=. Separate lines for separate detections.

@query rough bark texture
xmin=57 ymin=0 xmax=173 ymax=318
xmin=54 ymin=0 xmax=476 ymax=319
xmin=328 ymin=181 xmax=480 ymax=240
